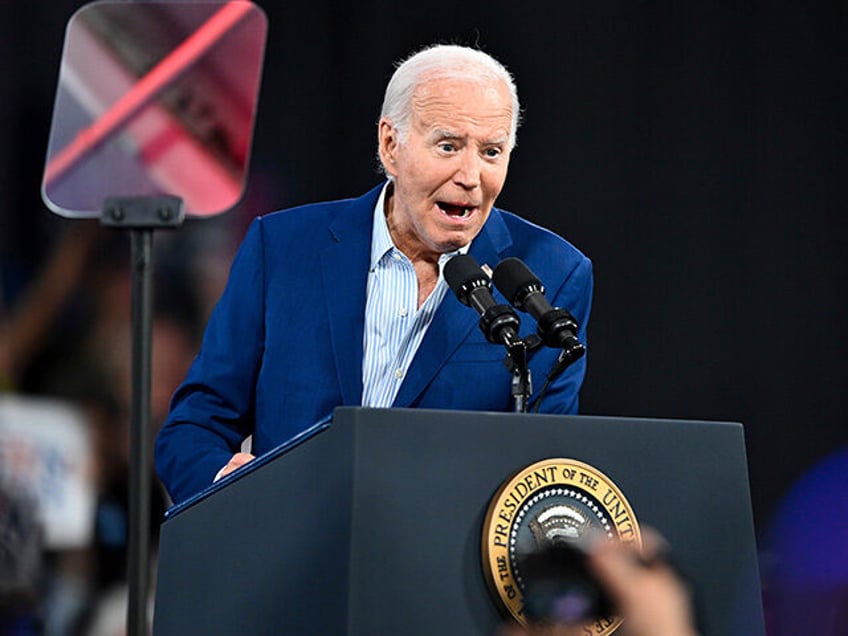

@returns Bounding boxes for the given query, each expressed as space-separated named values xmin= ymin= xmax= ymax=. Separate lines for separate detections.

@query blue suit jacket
xmin=155 ymin=184 xmax=593 ymax=503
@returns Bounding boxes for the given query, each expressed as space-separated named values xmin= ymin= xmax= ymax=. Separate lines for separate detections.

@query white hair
xmin=379 ymin=44 xmax=522 ymax=154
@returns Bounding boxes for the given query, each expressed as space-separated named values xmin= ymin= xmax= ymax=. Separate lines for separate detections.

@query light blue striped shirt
xmin=361 ymin=185 xmax=467 ymax=408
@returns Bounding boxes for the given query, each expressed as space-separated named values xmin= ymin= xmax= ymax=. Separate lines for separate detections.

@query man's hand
xmin=215 ymin=452 xmax=256 ymax=481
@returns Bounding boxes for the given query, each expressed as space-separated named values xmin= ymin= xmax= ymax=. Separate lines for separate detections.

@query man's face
xmin=379 ymin=75 xmax=513 ymax=260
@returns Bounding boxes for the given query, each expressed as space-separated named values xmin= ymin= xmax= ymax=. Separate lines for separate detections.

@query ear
xmin=378 ymin=118 xmax=399 ymax=177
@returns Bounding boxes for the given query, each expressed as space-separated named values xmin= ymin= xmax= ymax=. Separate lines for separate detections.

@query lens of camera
xmin=518 ymin=542 xmax=616 ymax=624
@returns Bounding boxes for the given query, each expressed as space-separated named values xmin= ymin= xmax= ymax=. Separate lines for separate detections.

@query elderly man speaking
xmin=155 ymin=44 xmax=593 ymax=504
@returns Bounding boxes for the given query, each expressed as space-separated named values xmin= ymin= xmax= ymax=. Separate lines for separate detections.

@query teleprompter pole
xmin=129 ymin=227 xmax=152 ymax=636
xmin=102 ymin=195 xmax=184 ymax=636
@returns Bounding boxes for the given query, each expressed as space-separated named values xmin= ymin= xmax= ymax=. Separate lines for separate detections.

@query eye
xmin=438 ymin=142 xmax=457 ymax=153
xmin=483 ymin=147 xmax=503 ymax=159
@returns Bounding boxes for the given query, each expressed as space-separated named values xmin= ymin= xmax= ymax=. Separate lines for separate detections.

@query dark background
xmin=1 ymin=1 xmax=846 ymax=632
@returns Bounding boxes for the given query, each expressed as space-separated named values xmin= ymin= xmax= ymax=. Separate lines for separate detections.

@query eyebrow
xmin=430 ymin=128 xmax=462 ymax=140
xmin=430 ymin=128 xmax=508 ymax=146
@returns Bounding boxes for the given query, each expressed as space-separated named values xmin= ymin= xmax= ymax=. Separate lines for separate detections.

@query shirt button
xmin=399 ymin=307 xmax=408 ymax=317
xmin=392 ymin=252 xmax=402 ymax=261
xmin=394 ymin=368 xmax=404 ymax=379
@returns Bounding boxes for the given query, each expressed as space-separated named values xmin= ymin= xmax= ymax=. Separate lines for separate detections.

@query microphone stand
xmin=443 ymin=254 xmax=534 ymax=413
xmin=101 ymin=194 xmax=184 ymax=636
xmin=501 ymin=331 xmax=532 ymax=414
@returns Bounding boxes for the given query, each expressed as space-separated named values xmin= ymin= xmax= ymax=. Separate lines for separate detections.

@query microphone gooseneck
xmin=445 ymin=254 xmax=532 ymax=413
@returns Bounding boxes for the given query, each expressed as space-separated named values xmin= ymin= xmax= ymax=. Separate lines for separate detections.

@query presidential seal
xmin=481 ymin=458 xmax=641 ymax=634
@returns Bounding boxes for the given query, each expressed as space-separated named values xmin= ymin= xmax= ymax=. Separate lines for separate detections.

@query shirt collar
xmin=369 ymin=183 xmax=395 ymax=270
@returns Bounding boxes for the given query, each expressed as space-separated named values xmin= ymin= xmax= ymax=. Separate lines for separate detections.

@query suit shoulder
xmin=495 ymin=208 xmax=590 ymax=266
xmin=250 ymin=184 xmax=382 ymax=243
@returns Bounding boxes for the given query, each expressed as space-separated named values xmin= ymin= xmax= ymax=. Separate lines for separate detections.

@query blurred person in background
xmin=0 ymin=482 xmax=44 ymax=635
xmin=1 ymin=218 xmax=207 ymax=635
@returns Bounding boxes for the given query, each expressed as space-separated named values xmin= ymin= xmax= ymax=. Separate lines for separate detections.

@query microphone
xmin=492 ymin=258 xmax=585 ymax=366
xmin=444 ymin=254 xmax=521 ymax=346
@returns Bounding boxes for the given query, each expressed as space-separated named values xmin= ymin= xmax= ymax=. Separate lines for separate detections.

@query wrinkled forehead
xmin=411 ymin=76 xmax=514 ymax=130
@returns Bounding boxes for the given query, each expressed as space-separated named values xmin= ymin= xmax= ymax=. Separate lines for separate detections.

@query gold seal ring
xmin=481 ymin=458 xmax=641 ymax=634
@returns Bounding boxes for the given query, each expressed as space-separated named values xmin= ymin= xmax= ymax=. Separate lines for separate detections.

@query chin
xmin=436 ymin=237 xmax=473 ymax=254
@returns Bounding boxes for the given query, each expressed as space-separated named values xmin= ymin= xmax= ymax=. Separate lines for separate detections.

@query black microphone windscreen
xmin=492 ymin=257 xmax=541 ymax=305
xmin=443 ymin=254 xmax=486 ymax=298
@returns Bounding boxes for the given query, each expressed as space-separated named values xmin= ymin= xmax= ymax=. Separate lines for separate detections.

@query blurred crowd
xmin=0 ymin=214 xmax=240 ymax=635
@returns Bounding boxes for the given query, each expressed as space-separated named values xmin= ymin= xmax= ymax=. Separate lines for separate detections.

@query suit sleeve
xmin=530 ymin=254 xmax=594 ymax=414
xmin=154 ymin=218 xmax=267 ymax=503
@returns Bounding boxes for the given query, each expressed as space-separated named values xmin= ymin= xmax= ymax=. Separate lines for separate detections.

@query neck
xmin=383 ymin=189 xmax=441 ymax=267
xmin=383 ymin=189 xmax=441 ymax=308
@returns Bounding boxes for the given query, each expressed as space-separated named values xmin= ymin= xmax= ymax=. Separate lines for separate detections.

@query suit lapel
xmin=392 ymin=210 xmax=513 ymax=408
xmin=320 ymin=186 xmax=382 ymax=405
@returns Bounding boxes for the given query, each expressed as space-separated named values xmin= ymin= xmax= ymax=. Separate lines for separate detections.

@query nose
xmin=453 ymin=149 xmax=481 ymax=189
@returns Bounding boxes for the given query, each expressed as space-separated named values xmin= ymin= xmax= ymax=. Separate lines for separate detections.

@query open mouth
xmin=437 ymin=202 xmax=474 ymax=219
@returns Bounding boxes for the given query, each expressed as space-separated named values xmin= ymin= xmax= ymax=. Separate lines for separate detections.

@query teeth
xmin=439 ymin=204 xmax=472 ymax=218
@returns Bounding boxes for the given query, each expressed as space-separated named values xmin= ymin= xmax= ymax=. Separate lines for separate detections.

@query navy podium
xmin=153 ymin=407 xmax=766 ymax=635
